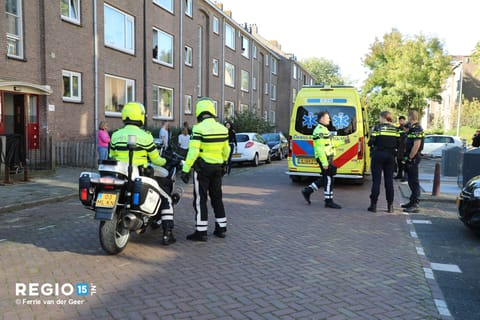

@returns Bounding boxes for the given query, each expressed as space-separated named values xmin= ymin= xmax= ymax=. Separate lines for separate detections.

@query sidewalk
xmin=0 ymin=167 xmax=87 ymax=213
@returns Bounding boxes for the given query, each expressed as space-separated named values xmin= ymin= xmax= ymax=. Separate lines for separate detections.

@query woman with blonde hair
xmin=97 ymin=121 xmax=110 ymax=163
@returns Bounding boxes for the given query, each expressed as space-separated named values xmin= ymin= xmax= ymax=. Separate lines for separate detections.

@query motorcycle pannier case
xmin=131 ymin=177 xmax=162 ymax=216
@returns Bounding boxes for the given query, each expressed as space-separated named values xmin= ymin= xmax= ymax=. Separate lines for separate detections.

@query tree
xmin=300 ymin=57 xmax=344 ymax=86
xmin=362 ymin=30 xmax=451 ymax=121
xmin=232 ymin=110 xmax=274 ymax=133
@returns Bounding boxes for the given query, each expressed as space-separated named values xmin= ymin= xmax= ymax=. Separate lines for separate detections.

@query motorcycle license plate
xmin=96 ymin=193 xmax=117 ymax=208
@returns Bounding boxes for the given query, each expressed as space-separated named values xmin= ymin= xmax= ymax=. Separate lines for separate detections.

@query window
xmin=271 ymin=58 xmax=278 ymax=75
xmin=213 ymin=100 xmax=218 ymax=115
xmin=252 ymin=77 xmax=257 ymax=91
xmin=253 ymin=45 xmax=257 ymax=59
xmin=292 ymin=88 xmax=297 ymax=102
xmin=293 ymin=64 xmax=298 ymax=79
xmin=271 ymin=84 xmax=277 ymax=101
xmin=295 ymin=105 xmax=357 ymax=136
xmin=6 ymin=0 xmax=23 ymax=58
xmin=241 ymin=70 xmax=249 ymax=92
xmin=61 ymin=0 xmax=80 ymax=24
xmin=225 ymin=23 xmax=235 ymax=50
xmin=241 ymin=36 xmax=249 ymax=58
xmin=184 ymin=95 xmax=192 ymax=114
xmin=225 ymin=62 xmax=235 ymax=87
xmin=240 ymin=104 xmax=249 ymax=113
xmin=224 ymin=101 xmax=234 ymax=120
xmin=213 ymin=16 xmax=219 ymax=34
xmin=265 ymin=54 xmax=269 ymax=66
xmin=152 ymin=85 xmax=174 ymax=120
xmin=212 ymin=58 xmax=219 ymax=76
xmin=184 ymin=46 xmax=193 ymax=66
xmin=104 ymin=4 xmax=134 ymax=54
xmin=62 ymin=70 xmax=82 ymax=102
xmin=265 ymin=82 xmax=269 ymax=95
xmin=105 ymin=75 xmax=135 ymax=114
xmin=153 ymin=28 xmax=174 ymax=67
xmin=185 ymin=0 xmax=192 ymax=17
xmin=270 ymin=111 xmax=276 ymax=125
xmin=153 ymin=0 xmax=173 ymax=13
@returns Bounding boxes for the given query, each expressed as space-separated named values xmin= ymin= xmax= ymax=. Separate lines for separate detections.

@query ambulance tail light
xmin=288 ymin=135 xmax=292 ymax=157
xmin=357 ymin=137 xmax=364 ymax=160
xmin=245 ymin=141 xmax=254 ymax=148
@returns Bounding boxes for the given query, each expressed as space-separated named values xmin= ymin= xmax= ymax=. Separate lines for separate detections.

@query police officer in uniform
xmin=181 ymin=98 xmax=230 ymax=241
xmin=367 ymin=111 xmax=400 ymax=213
xmin=401 ymin=110 xmax=424 ymax=213
xmin=301 ymin=111 xmax=347 ymax=209
xmin=109 ymin=102 xmax=176 ymax=245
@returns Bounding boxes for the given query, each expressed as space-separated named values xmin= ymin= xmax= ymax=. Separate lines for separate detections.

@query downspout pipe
xmin=143 ymin=0 xmax=148 ymax=128
xmin=93 ymin=0 xmax=98 ymax=140
xmin=179 ymin=0 xmax=184 ymax=127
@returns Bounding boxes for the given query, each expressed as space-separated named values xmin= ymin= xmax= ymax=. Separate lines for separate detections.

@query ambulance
xmin=287 ymin=85 xmax=370 ymax=182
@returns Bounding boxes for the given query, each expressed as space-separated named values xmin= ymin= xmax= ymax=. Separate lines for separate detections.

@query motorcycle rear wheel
xmin=99 ymin=213 xmax=130 ymax=254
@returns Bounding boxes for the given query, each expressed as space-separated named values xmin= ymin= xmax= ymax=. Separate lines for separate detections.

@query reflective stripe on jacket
xmin=182 ymin=118 xmax=230 ymax=172
xmin=312 ymin=123 xmax=338 ymax=167
xmin=109 ymin=125 xmax=166 ymax=167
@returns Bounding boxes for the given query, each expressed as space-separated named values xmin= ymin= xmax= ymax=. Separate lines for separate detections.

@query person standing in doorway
xmin=97 ymin=121 xmax=110 ymax=163
xmin=367 ymin=111 xmax=400 ymax=213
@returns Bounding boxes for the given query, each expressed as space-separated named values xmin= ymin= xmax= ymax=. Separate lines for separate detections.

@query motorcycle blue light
xmin=133 ymin=193 xmax=140 ymax=205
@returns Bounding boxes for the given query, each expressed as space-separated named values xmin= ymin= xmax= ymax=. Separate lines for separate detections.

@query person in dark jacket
xmin=225 ymin=121 xmax=237 ymax=175
xmin=472 ymin=130 xmax=480 ymax=147
xmin=394 ymin=116 xmax=408 ymax=180
xmin=368 ymin=111 xmax=400 ymax=213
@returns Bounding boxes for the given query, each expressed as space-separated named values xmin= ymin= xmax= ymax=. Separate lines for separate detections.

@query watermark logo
xmin=15 ymin=282 xmax=96 ymax=306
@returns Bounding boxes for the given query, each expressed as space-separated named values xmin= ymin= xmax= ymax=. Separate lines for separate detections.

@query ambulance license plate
xmin=298 ymin=158 xmax=317 ymax=165
xmin=96 ymin=193 xmax=117 ymax=208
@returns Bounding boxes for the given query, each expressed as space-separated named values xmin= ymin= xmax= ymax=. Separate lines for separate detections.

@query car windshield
xmin=236 ymin=134 xmax=250 ymax=143
xmin=425 ymin=136 xmax=454 ymax=144
xmin=295 ymin=105 xmax=357 ymax=136
xmin=262 ymin=133 xmax=279 ymax=142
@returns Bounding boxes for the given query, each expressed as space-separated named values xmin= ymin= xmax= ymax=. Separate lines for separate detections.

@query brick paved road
xmin=0 ymin=161 xmax=442 ymax=319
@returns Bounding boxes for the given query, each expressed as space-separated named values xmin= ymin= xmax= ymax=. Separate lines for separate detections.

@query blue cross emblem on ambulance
xmin=332 ymin=112 xmax=350 ymax=130
xmin=302 ymin=112 xmax=318 ymax=129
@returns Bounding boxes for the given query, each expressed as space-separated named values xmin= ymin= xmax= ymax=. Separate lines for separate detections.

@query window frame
xmin=252 ymin=76 xmax=257 ymax=91
xmin=153 ymin=27 xmax=174 ymax=67
xmin=153 ymin=0 xmax=174 ymax=13
xmin=152 ymin=85 xmax=174 ymax=120
xmin=225 ymin=23 xmax=235 ymax=50
xmin=240 ymin=103 xmax=249 ymax=113
xmin=6 ymin=0 xmax=24 ymax=59
xmin=104 ymin=74 xmax=135 ymax=116
xmin=212 ymin=58 xmax=219 ymax=76
xmin=271 ymin=58 xmax=278 ymax=75
xmin=184 ymin=45 xmax=193 ymax=67
xmin=224 ymin=101 xmax=235 ymax=120
xmin=271 ymin=84 xmax=277 ymax=101
xmin=104 ymin=4 xmax=135 ymax=55
xmin=62 ymin=70 xmax=82 ymax=102
xmin=224 ymin=62 xmax=235 ymax=88
xmin=185 ymin=0 xmax=192 ymax=17
xmin=213 ymin=16 xmax=219 ymax=35
xmin=241 ymin=70 xmax=249 ymax=92
xmin=61 ymin=0 xmax=81 ymax=24
xmin=241 ymin=36 xmax=249 ymax=59
xmin=184 ymin=94 xmax=193 ymax=114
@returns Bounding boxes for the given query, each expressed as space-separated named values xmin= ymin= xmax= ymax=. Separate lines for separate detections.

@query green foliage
xmin=472 ymin=42 xmax=480 ymax=75
xmin=300 ymin=57 xmax=344 ymax=86
xmin=231 ymin=110 xmax=274 ymax=134
xmin=446 ymin=126 xmax=476 ymax=144
xmin=363 ymin=30 xmax=451 ymax=115
xmin=456 ymin=98 xmax=480 ymax=128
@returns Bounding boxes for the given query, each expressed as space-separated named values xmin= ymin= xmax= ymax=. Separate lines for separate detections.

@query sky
xmin=218 ymin=0 xmax=479 ymax=86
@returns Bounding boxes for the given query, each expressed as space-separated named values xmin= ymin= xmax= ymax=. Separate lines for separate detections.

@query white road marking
xmin=434 ymin=299 xmax=452 ymax=317
xmin=37 ymin=225 xmax=56 ymax=231
xmin=423 ymin=267 xmax=435 ymax=280
xmin=416 ymin=247 xmax=425 ymax=255
xmin=410 ymin=231 xmax=418 ymax=238
xmin=401 ymin=211 xmax=410 ymax=215
xmin=431 ymin=263 xmax=462 ymax=273
xmin=406 ymin=219 xmax=412 ymax=224
xmin=411 ymin=219 xmax=432 ymax=224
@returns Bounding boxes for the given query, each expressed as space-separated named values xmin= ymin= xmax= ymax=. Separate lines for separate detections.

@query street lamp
xmin=454 ymin=61 xmax=463 ymax=137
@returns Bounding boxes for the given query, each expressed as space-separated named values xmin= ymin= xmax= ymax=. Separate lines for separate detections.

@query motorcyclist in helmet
xmin=109 ymin=102 xmax=176 ymax=245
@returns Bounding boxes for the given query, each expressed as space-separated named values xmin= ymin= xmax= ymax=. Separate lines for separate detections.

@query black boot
xmin=387 ymin=204 xmax=394 ymax=213
xmin=401 ymin=200 xmax=414 ymax=208
xmin=403 ymin=201 xmax=419 ymax=213
xmin=367 ymin=201 xmax=377 ymax=212
xmin=186 ymin=230 xmax=208 ymax=242
xmin=302 ymin=186 xmax=314 ymax=205
xmin=213 ymin=226 xmax=226 ymax=238
xmin=325 ymin=199 xmax=342 ymax=209
xmin=162 ymin=221 xmax=176 ymax=245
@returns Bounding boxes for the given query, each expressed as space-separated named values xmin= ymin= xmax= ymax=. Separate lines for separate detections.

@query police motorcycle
xmin=78 ymin=135 xmax=183 ymax=254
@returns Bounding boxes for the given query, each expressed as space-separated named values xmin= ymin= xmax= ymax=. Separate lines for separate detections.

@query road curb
xmin=398 ymin=182 xmax=456 ymax=203
xmin=0 ymin=193 xmax=77 ymax=214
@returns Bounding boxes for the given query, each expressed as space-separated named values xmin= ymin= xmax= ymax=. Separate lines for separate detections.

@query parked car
xmin=232 ymin=133 xmax=271 ymax=166
xmin=261 ymin=132 xmax=288 ymax=160
xmin=457 ymin=175 xmax=480 ymax=234
xmin=422 ymin=135 xmax=463 ymax=158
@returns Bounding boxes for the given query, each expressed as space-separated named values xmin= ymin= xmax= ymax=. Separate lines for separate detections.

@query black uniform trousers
xmin=192 ymin=162 xmax=227 ymax=232
xmin=310 ymin=163 xmax=334 ymax=200
xmin=405 ymin=157 xmax=421 ymax=203
xmin=370 ymin=150 xmax=395 ymax=204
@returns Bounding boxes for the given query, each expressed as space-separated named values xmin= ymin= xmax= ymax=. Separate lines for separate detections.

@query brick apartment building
xmin=0 ymin=0 xmax=313 ymax=167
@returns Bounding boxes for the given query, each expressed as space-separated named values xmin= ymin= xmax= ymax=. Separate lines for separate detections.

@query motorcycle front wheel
xmin=99 ymin=213 xmax=130 ymax=255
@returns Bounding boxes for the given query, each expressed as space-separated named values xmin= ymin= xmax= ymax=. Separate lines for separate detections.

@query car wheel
xmin=278 ymin=150 xmax=283 ymax=160
xmin=266 ymin=153 xmax=272 ymax=164
xmin=252 ymin=153 xmax=259 ymax=167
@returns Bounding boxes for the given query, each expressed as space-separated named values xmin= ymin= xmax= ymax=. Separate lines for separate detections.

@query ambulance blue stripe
xmin=295 ymin=140 xmax=314 ymax=155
